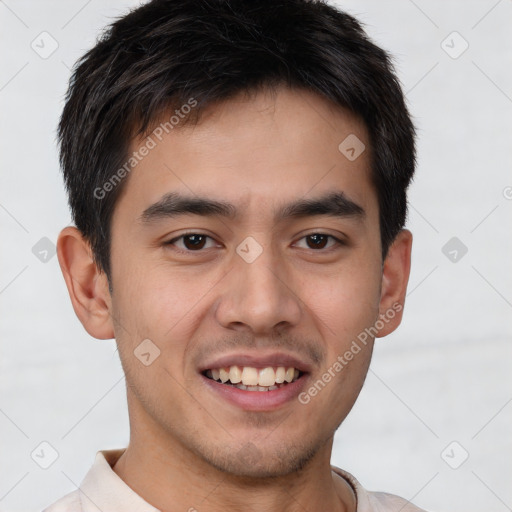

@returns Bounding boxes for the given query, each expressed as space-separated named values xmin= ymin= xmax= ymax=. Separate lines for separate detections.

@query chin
xmin=195 ymin=439 xmax=321 ymax=479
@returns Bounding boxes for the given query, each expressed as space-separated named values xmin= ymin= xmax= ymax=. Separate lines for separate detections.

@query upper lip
xmin=199 ymin=351 xmax=314 ymax=374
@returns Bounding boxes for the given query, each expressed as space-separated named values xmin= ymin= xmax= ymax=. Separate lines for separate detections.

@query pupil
xmin=185 ymin=235 xmax=205 ymax=249
xmin=308 ymin=234 xmax=327 ymax=249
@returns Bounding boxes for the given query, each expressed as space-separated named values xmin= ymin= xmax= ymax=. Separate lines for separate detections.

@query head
xmin=57 ymin=0 xmax=415 ymax=479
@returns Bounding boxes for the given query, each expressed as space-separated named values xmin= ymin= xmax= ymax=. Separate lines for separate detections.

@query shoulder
xmin=42 ymin=489 xmax=83 ymax=512
xmin=366 ymin=490 xmax=428 ymax=511
xmin=331 ymin=466 xmax=429 ymax=512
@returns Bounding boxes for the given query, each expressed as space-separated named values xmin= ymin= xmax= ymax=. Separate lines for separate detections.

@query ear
xmin=56 ymin=226 xmax=115 ymax=340
xmin=375 ymin=229 xmax=412 ymax=338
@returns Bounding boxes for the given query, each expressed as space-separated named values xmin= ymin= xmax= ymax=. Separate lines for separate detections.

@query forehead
xmin=116 ymin=87 xmax=376 ymax=224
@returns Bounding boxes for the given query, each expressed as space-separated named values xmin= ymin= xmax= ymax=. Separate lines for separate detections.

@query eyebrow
xmin=139 ymin=191 xmax=365 ymax=225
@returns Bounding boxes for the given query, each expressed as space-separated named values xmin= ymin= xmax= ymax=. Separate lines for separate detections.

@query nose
xmin=214 ymin=242 xmax=302 ymax=335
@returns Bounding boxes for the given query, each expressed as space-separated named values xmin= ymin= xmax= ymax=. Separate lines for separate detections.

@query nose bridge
xmin=215 ymin=237 xmax=301 ymax=332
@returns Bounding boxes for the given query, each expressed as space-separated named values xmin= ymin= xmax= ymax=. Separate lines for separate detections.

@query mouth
xmin=202 ymin=365 xmax=304 ymax=391
xmin=199 ymin=357 xmax=311 ymax=411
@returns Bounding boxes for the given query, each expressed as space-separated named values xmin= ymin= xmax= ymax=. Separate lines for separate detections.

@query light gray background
xmin=1 ymin=1 xmax=511 ymax=511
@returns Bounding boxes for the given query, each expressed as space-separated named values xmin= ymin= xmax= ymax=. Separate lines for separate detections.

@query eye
xmin=294 ymin=233 xmax=343 ymax=250
xmin=165 ymin=233 xmax=218 ymax=252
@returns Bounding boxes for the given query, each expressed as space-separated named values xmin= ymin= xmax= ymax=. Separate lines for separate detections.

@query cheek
xmin=301 ymin=259 xmax=382 ymax=343
xmin=112 ymin=248 xmax=185 ymax=322
xmin=111 ymin=258 xmax=218 ymax=372
xmin=110 ymin=269 xmax=192 ymax=406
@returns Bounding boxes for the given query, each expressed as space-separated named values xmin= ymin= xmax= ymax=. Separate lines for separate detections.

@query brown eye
xmin=182 ymin=234 xmax=207 ymax=250
xmin=165 ymin=233 xmax=216 ymax=252
xmin=296 ymin=233 xmax=341 ymax=250
xmin=306 ymin=234 xmax=329 ymax=249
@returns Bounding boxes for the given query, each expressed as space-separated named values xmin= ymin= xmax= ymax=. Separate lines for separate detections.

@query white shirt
xmin=42 ymin=449 xmax=427 ymax=512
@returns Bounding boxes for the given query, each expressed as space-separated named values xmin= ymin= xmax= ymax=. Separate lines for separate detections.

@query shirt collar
xmin=78 ymin=449 xmax=160 ymax=512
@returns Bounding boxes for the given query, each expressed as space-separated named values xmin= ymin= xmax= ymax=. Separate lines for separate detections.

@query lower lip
xmin=201 ymin=374 xmax=309 ymax=411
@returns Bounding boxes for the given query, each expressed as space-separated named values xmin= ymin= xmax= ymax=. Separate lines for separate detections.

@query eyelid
xmin=165 ymin=232 xmax=219 ymax=252
xmin=292 ymin=233 xmax=346 ymax=250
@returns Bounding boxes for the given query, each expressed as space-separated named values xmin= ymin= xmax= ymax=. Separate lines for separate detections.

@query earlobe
xmin=376 ymin=229 xmax=413 ymax=338
xmin=56 ymin=226 xmax=115 ymax=340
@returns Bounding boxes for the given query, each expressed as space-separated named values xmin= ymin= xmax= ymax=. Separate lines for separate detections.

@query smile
xmin=201 ymin=364 xmax=309 ymax=411
xmin=203 ymin=365 xmax=302 ymax=391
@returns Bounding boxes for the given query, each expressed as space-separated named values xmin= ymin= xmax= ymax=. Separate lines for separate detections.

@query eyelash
xmin=164 ymin=232 xmax=345 ymax=254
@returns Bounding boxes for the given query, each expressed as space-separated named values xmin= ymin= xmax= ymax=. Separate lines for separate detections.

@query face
xmin=63 ymin=86 xmax=410 ymax=479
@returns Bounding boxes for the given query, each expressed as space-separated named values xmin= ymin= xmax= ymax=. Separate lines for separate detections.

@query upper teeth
xmin=208 ymin=366 xmax=300 ymax=387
